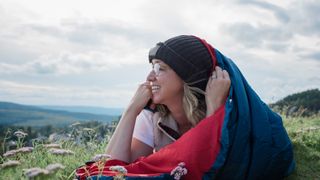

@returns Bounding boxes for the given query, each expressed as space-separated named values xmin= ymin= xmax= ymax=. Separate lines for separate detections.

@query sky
xmin=0 ymin=0 xmax=319 ymax=108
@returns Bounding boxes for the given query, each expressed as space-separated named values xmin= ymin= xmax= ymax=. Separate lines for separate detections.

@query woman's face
xmin=148 ymin=59 xmax=184 ymax=105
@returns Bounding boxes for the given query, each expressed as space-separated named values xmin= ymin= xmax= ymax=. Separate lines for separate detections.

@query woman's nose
xmin=147 ymin=70 xmax=156 ymax=81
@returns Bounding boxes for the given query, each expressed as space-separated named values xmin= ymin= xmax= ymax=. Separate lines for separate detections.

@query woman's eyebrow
xmin=151 ymin=60 xmax=170 ymax=69
xmin=152 ymin=60 xmax=161 ymax=64
xmin=152 ymin=61 xmax=164 ymax=66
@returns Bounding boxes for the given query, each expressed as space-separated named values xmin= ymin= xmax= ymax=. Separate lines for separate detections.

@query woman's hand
xmin=128 ymin=81 xmax=152 ymax=115
xmin=205 ymin=66 xmax=231 ymax=117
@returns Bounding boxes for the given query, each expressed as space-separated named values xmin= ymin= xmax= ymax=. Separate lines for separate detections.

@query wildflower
xmin=43 ymin=143 xmax=61 ymax=149
xmin=48 ymin=148 xmax=75 ymax=155
xmin=82 ymin=128 xmax=96 ymax=142
xmin=45 ymin=163 xmax=65 ymax=173
xmin=70 ymin=122 xmax=81 ymax=127
xmin=24 ymin=167 xmax=49 ymax=178
xmin=83 ymin=128 xmax=95 ymax=133
xmin=18 ymin=147 xmax=34 ymax=153
xmin=23 ymin=164 xmax=65 ymax=178
xmin=3 ymin=147 xmax=33 ymax=157
xmin=13 ymin=130 xmax=28 ymax=138
xmin=3 ymin=150 xmax=17 ymax=157
xmin=92 ymin=154 xmax=111 ymax=162
xmin=0 ymin=160 xmax=21 ymax=169
xmin=109 ymin=165 xmax=128 ymax=174
xmin=48 ymin=133 xmax=71 ymax=142
xmin=170 ymin=162 xmax=188 ymax=180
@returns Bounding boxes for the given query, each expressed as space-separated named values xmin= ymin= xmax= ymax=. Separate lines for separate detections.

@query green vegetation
xmin=0 ymin=121 xmax=115 ymax=155
xmin=0 ymin=122 xmax=111 ymax=179
xmin=270 ymin=89 xmax=320 ymax=117
xmin=284 ymin=116 xmax=320 ymax=180
xmin=0 ymin=141 xmax=107 ymax=179
xmin=0 ymin=116 xmax=319 ymax=179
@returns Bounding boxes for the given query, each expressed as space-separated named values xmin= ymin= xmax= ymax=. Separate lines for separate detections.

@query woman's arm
xmin=106 ymin=82 xmax=152 ymax=163
xmin=131 ymin=138 xmax=153 ymax=162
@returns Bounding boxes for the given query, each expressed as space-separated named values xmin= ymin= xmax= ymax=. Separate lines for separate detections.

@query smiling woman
xmin=106 ymin=35 xmax=229 ymax=160
xmin=76 ymin=35 xmax=295 ymax=180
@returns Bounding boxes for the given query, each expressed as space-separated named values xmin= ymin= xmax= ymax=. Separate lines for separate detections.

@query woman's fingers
xmin=142 ymin=81 xmax=151 ymax=88
xmin=215 ymin=66 xmax=230 ymax=80
xmin=205 ymin=66 xmax=231 ymax=116
xmin=222 ymin=69 xmax=230 ymax=81
xmin=140 ymin=82 xmax=152 ymax=97
xmin=130 ymin=81 xmax=153 ymax=111
xmin=215 ymin=66 xmax=223 ymax=79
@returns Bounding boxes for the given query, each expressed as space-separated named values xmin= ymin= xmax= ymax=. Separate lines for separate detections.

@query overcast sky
xmin=0 ymin=0 xmax=319 ymax=108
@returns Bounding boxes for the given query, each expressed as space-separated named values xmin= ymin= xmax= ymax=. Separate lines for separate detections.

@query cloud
xmin=287 ymin=0 xmax=320 ymax=36
xmin=300 ymin=52 xmax=320 ymax=62
xmin=236 ymin=0 xmax=290 ymax=23
xmin=0 ymin=49 xmax=149 ymax=75
xmin=221 ymin=0 xmax=320 ymax=52
xmin=66 ymin=19 xmax=160 ymax=45
xmin=0 ymin=0 xmax=319 ymax=107
xmin=220 ymin=22 xmax=292 ymax=48
xmin=0 ymin=17 xmax=155 ymax=75
xmin=239 ymin=0 xmax=320 ymax=37
xmin=19 ymin=18 xmax=163 ymax=47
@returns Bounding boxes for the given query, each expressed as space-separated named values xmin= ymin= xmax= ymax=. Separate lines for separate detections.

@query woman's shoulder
xmin=138 ymin=108 xmax=161 ymax=121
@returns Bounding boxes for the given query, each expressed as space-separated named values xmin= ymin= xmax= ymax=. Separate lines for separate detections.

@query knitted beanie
xmin=149 ymin=35 xmax=215 ymax=91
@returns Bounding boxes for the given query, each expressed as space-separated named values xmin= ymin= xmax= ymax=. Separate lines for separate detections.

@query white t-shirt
xmin=132 ymin=110 xmax=155 ymax=148
xmin=133 ymin=109 xmax=180 ymax=151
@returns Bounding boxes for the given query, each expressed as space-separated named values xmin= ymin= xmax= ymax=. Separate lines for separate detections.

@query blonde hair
xmin=156 ymin=83 xmax=206 ymax=126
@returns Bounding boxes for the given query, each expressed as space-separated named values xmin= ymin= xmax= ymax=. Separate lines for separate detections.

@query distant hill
xmin=0 ymin=101 xmax=120 ymax=127
xmin=270 ymin=89 xmax=320 ymax=116
xmin=38 ymin=105 xmax=123 ymax=116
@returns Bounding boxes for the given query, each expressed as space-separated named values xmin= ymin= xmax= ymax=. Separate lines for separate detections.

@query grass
xmin=284 ymin=116 xmax=320 ymax=180
xmin=0 ymin=141 xmax=107 ymax=179
xmin=0 ymin=116 xmax=319 ymax=179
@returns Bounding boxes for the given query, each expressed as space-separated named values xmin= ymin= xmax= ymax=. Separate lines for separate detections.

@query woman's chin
xmin=151 ymin=96 xmax=162 ymax=104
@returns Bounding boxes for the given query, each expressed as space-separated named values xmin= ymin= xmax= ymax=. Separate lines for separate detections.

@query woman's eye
xmin=153 ymin=63 xmax=161 ymax=75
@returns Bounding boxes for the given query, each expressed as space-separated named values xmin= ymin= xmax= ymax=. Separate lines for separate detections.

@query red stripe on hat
xmin=192 ymin=36 xmax=217 ymax=71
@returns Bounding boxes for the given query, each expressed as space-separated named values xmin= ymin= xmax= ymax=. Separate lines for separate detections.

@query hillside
xmin=270 ymin=89 xmax=320 ymax=116
xmin=0 ymin=102 xmax=119 ymax=127
xmin=38 ymin=105 xmax=123 ymax=116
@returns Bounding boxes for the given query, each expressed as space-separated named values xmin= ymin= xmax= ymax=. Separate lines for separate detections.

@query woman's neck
xmin=166 ymin=100 xmax=192 ymax=133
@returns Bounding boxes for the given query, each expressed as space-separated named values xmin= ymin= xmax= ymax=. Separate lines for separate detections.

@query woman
xmin=106 ymin=35 xmax=231 ymax=163
xmin=77 ymin=35 xmax=294 ymax=179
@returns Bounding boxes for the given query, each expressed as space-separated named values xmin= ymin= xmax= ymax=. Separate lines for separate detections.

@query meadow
xmin=0 ymin=115 xmax=319 ymax=180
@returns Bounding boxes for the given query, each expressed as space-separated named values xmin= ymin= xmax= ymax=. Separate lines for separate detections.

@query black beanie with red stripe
xmin=148 ymin=35 xmax=215 ymax=91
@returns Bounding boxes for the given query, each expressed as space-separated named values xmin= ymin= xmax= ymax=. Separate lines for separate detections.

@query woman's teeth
xmin=152 ymin=85 xmax=160 ymax=92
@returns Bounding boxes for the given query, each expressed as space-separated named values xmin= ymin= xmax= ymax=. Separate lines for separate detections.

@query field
xmin=0 ymin=116 xmax=319 ymax=179
xmin=284 ymin=116 xmax=320 ymax=180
